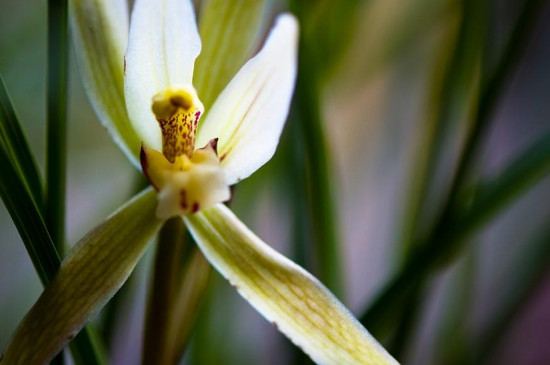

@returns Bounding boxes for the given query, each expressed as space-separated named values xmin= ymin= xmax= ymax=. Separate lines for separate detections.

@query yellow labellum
xmin=142 ymin=86 xmax=229 ymax=218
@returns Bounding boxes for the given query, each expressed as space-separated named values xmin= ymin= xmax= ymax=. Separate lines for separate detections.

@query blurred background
xmin=1 ymin=0 xmax=550 ymax=364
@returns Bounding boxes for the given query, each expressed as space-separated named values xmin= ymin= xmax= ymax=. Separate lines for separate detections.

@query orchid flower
xmin=1 ymin=0 xmax=398 ymax=364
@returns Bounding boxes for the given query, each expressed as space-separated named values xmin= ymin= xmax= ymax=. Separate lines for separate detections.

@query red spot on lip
xmin=191 ymin=202 xmax=200 ymax=213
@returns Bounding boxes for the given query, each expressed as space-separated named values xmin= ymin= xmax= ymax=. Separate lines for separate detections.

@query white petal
xmin=196 ymin=14 xmax=298 ymax=185
xmin=184 ymin=204 xmax=399 ymax=365
xmin=70 ymin=0 xmax=142 ymax=166
xmin=125 ymin=0 xmax=201 ymax=149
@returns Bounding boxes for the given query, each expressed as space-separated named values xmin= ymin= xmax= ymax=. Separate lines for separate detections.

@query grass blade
xmin=0 ymin=142 xmax=60 ymax=284
xmin=46 ymin=0 xmax=69 ymax=253
xmin=0 ymin=75 xmax=43 ymax=207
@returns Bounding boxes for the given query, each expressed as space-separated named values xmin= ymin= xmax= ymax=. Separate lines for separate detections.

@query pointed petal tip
xmin=276 ymin=12 xmax=299 ymax=37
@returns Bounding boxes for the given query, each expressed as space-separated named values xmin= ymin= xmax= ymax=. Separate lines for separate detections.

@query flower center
xmin=141 ymin=86 xmax=230 ymax=218
xmin=152 ymin=87 xmax=203 ymax=162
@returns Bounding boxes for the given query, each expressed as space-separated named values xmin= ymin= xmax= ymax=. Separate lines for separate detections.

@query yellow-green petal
xmin=70 ymin=0 xmax=142 ymax=166
xmin=194 ymin=0 xmax=268 ymax=111
xmin=184 ymin=204 xmax=398 ymax=365
xmin=1 ymin=189 xmax=163 ymax=365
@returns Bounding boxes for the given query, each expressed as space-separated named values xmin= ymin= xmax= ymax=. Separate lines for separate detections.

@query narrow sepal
xmin=70 ymin=0 xmax=142 ymax=166
xmin=184 ymin=204 xmax=398 ymax=365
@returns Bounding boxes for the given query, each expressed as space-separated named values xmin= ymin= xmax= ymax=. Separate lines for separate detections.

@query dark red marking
xmin=140 ymin=143 xmax=159 ymax=191
xmin=191 ymin=202 xmax=199 ymax=213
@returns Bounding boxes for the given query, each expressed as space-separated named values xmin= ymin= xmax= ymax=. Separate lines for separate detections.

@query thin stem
xmin=400 ymin=0 xmax=482 ymax=255
xmin=143 ymin=219 xmax=211 ymax=365
xmin=143 ymin=218 xmax=187 ymax=365
xmin=46 ymin=2 xmax=69 ymax=361
xmin=45 ymin=0 xmax=69 ymax=254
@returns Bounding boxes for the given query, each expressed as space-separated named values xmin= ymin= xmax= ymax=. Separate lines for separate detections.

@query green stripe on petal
xmin=70 ymin=0 xmax=142 ymax=166
xmin=194 ymin=0 xmax=267 ymax=111
xmin=196 ymin=14 xmax=298 ymax=185
xmin=184 ymin=204 xmax=398 ymax=365
xmin=1 ymin=189 xmax=163 ymax=365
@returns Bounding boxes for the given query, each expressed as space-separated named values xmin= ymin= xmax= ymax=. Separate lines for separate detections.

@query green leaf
xmin=46 ymin=0 xmax=69 ymax=253
xmin=185 ymin=204 xmax=398 ymax=365
xmin=0 ymin=75 xmax=43 ymax=207
xmin=0 ymin=141 xmax=59 ymax=285
xmin=69 ymin=0 xmax=142 ymax=165
xmin=194 ymin=0 xmax=267 ymax=111
xmin=1 ymin=189 xmax=163 ymax=365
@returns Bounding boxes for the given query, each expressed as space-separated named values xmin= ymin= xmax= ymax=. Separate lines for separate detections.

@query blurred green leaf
xmin=457 ymin=131 xmax=550 ymax=236
xmin=286 ymin=0 xmax=346 ymax=297
xmin=194 ymin=0 xmax=267 ymax=111
xmin=2 ymin=189 xmax=162 ymax=365
xmin=291 ymin=0 xmax=363 ymax=79
xmin=384 ymin=0 xmax=486 ymax=354
xmin=400 ymin=0 xmax=483 ymax=256
xmin=360 ymin=0 xmax=547 ymax=336
xmin=339 ymin=0 xmax=455 ymax=89
xmin=464 ymin=224 xmax=550 ymax=365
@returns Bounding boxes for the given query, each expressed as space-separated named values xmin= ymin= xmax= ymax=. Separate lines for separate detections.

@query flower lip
xmin=140 ymin=139 xmax=230 ymax=217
